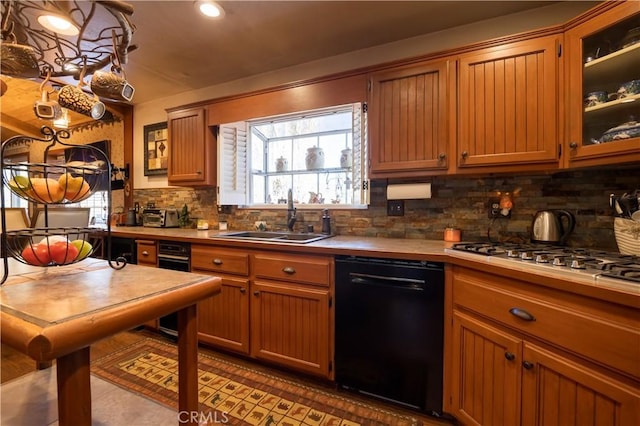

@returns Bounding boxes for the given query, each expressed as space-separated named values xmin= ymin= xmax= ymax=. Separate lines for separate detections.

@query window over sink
xmin=217 ymin=103 xmax=369 ymax=208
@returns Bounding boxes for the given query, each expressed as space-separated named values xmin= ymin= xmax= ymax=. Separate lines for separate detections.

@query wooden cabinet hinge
xmin=557 ymin=42 xmax=562 ymax=58
xmin=362 ymin=102 xmax=368 ymax=113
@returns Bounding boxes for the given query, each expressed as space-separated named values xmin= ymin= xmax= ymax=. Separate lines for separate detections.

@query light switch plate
xmin=387 ymin=200 xmax=404 ymax=216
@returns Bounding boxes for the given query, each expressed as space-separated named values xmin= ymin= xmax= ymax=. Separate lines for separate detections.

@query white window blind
xmin=217 ymin=122 xmax=248 ymax=205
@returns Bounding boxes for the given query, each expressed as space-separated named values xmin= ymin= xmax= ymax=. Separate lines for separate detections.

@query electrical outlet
xmin=387 ymin=200 xmax=404 ymax=216
xmin=488 ymin=198 xmax=501 ymax=218
xmin=488 ymin=198 xmax=511 ymax=219
xmin=217 ymin=205 xmax=232 ymax=214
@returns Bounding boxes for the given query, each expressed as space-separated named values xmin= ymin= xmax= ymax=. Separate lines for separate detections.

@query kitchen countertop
xmin=0 ymin=257 xmax=222 ymax=425
xmin=109 ymin=226 xmax=639 ymax=307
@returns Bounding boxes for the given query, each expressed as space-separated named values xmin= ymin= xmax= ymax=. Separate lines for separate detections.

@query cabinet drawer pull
xmin=438 ymin=153 xmax=446 ymax=161
xmin=212 ymin=258 xmax=223 ymax=265
xmin=239 ymin=288 xmax=246 ymax=294
xmin=196 ymin=170 xmax=202 ymax=174
xmin=569 ymin=142 xmax=578 ymax=149
xmin=142 ymin=251 xmax=149 ymax=256
xmin=509 ymin=307 xmax=536 ymax=322
xmin=522 ymin=361 xmax=534 ymax=370
xmin=253 ymin=291 xmax=260 ymax=296
xmin=461 ymin=151 xmax=468 ymax=159
xmin=504 ymin=352 xmax=516 ymax=361
xmin=282 ymin=266 xmax=296 ymax=274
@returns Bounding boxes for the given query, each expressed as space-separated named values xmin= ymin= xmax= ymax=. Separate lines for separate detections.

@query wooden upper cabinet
xmin=564 ymin=1 xmax=640 ymax=168
xmin=368 ymin=59 xmax=452 ymax=178
xmin=167 ymin=106 xmax=216 ymax=186
xmin=456 ymin=35 xmax=561 ymax=172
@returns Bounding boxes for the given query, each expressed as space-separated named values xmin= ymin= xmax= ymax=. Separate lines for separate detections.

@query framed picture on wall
xmin=144 ymin=121 xmax=168 ymax=176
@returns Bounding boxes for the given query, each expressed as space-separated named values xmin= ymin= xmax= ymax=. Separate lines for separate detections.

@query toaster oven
xmin=142 ymin=208 xmax=179 ymax=228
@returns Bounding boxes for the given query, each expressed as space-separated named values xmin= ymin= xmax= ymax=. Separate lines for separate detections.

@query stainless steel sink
xmin=215 ymin=231 xmax=332 ymax=244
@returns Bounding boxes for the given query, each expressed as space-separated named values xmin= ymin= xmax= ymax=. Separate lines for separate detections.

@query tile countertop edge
xmin=108 ymin=228 xmax=640 ymax=308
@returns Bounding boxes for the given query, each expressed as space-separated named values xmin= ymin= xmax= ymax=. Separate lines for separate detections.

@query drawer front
xmin=191 ymin=245 xmax=249 ymax=276
xmin=136 ymin=240 xmax=157 ymax=265
xmin=253 ymin=253 xmax=332 ymax=286
xmin=453 ymin=270 xmax=640 ymax=379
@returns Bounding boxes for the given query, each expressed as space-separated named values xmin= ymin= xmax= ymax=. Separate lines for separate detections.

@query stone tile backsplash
xmin=134 ymin=167 xmax=639 ymax=251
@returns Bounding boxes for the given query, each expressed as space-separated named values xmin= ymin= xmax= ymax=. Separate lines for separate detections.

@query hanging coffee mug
xmin=0 ymin=43 xmax=40 ymax=79
xmin=90 ymin=70 xmax=135 ymax=102
xmin=58 ymin=85 xmax=106 ymax=119
xmin=34 ymin=87 xmax=62 ymax=120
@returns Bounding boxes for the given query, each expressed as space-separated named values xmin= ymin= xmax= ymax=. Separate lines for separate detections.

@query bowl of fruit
xmin=5 ymin=230 xmax=96 ymax=267
xmin=4 ymin=161 xmax=102 ymax=205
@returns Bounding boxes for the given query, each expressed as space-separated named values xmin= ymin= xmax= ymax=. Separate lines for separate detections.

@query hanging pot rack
xmin=0 ymin=0 xmax=136 ymax=81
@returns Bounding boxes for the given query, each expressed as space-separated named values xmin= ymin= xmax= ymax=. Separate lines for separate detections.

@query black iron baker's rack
xmin=1 ymin=126 xmax=127 ymax=284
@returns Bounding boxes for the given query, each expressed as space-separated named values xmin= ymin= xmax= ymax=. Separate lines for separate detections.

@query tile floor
xmin=1 ymin=366 xmax=178 ymax=426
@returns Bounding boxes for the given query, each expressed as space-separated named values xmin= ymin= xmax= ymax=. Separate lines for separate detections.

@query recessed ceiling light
xmin=196 ymin=1 xmax=225 ymax=18
xmin=37 ymin=14 xmax=79 ymax=36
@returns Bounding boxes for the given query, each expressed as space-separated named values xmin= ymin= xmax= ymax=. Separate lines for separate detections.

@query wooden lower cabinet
xmin=135 ymin=239 xmax=158 ymax=329
xmin=251 ymin=280 xmax=330 ymax=377
xmin=135 ymin=239 xmax=157 ymax=267
xmin=451 ymin=311 xmax=521 ymax=426
xmin=191 ymin=245 xmax=250 ymax=354
xmin=451 ymin=311 xmax=639 ymax=426
xmin=521 ymin=343 xmax=639 ymax=426
xmin=192 ymin=244 xmax=334 ymax=379
xmin=197 ymin=276 xmax=249 ymax=354
xmin=447 ymin=266 xmax=640 ymax=426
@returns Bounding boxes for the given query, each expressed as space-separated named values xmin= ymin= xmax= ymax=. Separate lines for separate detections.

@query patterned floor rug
xmin=91 ymin=338 xmax=427 ymax=426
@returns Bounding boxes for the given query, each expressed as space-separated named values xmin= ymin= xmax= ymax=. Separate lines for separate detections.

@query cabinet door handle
xmin=282 ymin=266 xmax=296 ymax=274
xmin=461 ymin=151 xmax=468 ymax=159
xmin=504 ymin=352 xmax=516 ymax=361
xmin=196 ymin=170 xmax=202 ymax=174
xmin=142 ymin=251 xmax=149 ymax=256
xmin=522 ymin=361 xmax=534 ymax=370
xmin=569 ymin=142 xmax=578 ymax=149
xmin=239 ymin=288 xmax=246 ymax=294
xmin=253 ymin=291 xmax=260 ymax=296
xmin=212 ymin=259 xmax=223 ymax=265
xmin=438 ymin=153 xmax=446 ymax=161
xmin=509 ymin=307 xmax=536 ymax=322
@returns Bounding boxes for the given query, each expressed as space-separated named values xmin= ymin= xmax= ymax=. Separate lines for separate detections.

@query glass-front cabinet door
xmin=565 ymin=1 xmax=640 ymax=168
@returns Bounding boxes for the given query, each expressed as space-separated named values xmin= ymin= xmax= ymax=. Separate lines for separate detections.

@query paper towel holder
xmin=386 ymin=182 xmax=432 ymax=200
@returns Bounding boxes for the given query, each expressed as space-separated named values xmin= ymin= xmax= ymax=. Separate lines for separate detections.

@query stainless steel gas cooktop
xmin=448 ymin=242 xmax=640 ymax=285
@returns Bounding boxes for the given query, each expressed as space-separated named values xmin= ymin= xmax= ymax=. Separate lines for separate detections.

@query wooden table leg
xmin=56 ymin=347 xmax=91 ymax=426
xmin=36 ymin=360 xmax=53 ymax=370
xmin=177 ymin=304 xmax=198 ymax=425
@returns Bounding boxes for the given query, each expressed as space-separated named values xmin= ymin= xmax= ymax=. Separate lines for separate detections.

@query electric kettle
xmin=531 ymin=210 xmax=575 ymax=244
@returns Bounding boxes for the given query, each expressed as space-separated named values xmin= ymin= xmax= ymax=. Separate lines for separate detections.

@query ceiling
xmin=1 ymin=0 xmax=568 ymax=140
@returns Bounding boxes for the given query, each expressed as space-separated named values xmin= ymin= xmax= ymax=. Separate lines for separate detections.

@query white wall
xmin=132 ymin=1 xmax=597 ymax=189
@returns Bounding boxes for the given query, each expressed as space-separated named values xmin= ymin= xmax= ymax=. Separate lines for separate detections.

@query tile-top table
xmin=0 ymin=258 xmax=222 ymax=426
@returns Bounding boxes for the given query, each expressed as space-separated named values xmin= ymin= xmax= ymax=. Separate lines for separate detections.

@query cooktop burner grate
xmin=451 ymin=242 xmax=640 ymax=284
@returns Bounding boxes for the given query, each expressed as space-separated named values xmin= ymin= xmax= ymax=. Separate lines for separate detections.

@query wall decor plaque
xmin=144 ymin=122 xmax=168 ymax=176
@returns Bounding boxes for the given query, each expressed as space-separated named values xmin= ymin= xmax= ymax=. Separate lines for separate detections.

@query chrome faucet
xmin=286 ymin=188 xmax=297 ymax=231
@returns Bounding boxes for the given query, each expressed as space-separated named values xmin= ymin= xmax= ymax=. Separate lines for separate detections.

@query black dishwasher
xmin=335 ymin=255 xmax=444 ymax=415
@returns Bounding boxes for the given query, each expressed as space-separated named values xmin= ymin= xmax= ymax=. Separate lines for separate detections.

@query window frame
xmin=217 ymin=102 xmax=369 ymax=209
